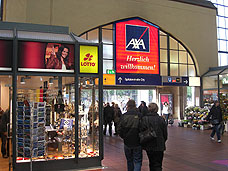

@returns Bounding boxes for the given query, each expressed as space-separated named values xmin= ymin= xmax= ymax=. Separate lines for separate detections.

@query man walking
xmin=103 ymin=102 xmax=114 ymax=136
xmin=118 ymin=100 xmax=142 ymax=171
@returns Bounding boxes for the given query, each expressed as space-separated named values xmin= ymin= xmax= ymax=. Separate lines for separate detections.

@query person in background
xmin=0 ymin=109 xmax=9 ymax=158
xmin=103 ymin=102 xmax=114 ymax=136
xmin=138 ymin=101 xmax=148 ymax=116
xmin=118 ymin=100 xmax=142 ymax=171
xmin=113 ymin=104 xmax=122 ymax=135
xmin=162 ymin=102 xmax=170 ymax=125
xmin=111 ymin=102 xmax=115 ymax=109
xmin=206 ymin=101 xmax=223 ymax=143
xmin=139 ymin=103 xmax=167 ymax=171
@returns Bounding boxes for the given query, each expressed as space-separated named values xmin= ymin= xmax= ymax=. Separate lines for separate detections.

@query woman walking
xmin=140 ymin=103 xmax=167 ymax=171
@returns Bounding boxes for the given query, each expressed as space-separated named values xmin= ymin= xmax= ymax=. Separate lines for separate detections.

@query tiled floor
xmin=102 ymin=125 xmax=228 ymax=171
xmin=0 ymin=125 xmax=228 ymax=171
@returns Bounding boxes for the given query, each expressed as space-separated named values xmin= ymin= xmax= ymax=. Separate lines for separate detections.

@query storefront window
xmin=78 ymin=77 xmax=99 ymax=158
xmin=16 ymin=76 xmax=75 ymax=162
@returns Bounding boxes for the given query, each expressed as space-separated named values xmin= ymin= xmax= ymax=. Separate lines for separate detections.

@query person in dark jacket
xmin=140 ymin=103 xmax=167 ymax=171
xmin=113 ymin=104 xmax=122 ymax=135
xmin=0 ymin=109 xmax=9 ymax=158
xmin=138 ymin=101 xmax=148 ymax=116
xmin=103 ymin=102 xmax=114 ymax=136
xmin=206 ymin=101 xmax=223 ymax=143
xmin=117 ymin=100 xmax=142 ymax=171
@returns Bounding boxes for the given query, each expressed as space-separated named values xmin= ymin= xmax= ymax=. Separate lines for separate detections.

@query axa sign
xmin=126 ymin=25 xmax=149 ymax=52
xmin=80 ymin=45 xmax=98 ymax=74
xmin=115 ymin=18 xmax=159 ymax=75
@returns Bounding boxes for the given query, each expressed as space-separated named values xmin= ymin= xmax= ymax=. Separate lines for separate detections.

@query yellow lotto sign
xmin=80 ymin=45 xmax=98 ymax=73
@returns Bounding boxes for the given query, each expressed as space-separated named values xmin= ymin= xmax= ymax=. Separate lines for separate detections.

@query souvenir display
xmin=16 ymin=102 xmax=46 ymax=162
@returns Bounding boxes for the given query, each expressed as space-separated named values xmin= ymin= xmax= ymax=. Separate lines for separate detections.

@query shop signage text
xmin=116 ymin=73 xmax=161 ymax=85
xmin=162 ymin=76 xmax=189 ymax=86
xmin=80 ymin=45 xmax=98 ymax=74
xmin=115 ymin=18 xmax=159 ymax=75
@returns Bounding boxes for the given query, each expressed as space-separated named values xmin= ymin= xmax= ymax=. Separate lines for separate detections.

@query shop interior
xmin=10 ymin=75 xmax=100 ymax=162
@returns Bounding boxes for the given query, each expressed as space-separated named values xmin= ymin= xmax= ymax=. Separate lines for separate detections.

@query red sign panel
xmin=115 ymin=19 xmax=159 ymax=74
xmin=18 ymin=41 xmax=75 ymax=72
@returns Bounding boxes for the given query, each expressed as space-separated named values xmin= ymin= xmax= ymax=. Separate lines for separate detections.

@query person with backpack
xmin=139 ymin=103 xmax=167 ymax=171
xmin=118 ymin=100 xmax=142 ymax=171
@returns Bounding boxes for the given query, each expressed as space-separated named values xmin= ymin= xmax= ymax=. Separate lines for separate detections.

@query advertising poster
xmin=115 ymin=18 xmax=159 ymax=74
xmin=80 ymin=45 xmax=98 ymax=74
xmin=18 ymin=41 xmax=75 ymax=72
xmin=0 ymin=40 xmax=13 ymax=71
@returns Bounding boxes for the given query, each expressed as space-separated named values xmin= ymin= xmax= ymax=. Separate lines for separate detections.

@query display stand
xmin=16 ymin=101 xmax=46 ymax=165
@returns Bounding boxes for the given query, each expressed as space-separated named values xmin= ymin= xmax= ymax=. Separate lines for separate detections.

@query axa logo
xmin=126 ymin=25 xmax=149 ymax=52
xmin=81 ymin=53 xmax=96 ymax=67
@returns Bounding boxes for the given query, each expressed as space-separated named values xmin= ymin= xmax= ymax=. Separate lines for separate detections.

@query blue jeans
xmin=124 ymin=145 xmax=142 ymax=171
xmin=211 ymin=124 xmax=221 ymax=140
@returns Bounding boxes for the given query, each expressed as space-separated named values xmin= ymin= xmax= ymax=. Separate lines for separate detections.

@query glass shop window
xmin=16 ymin=76 xmax=75 ymax=162
xmin=78 ymin=77 xmax=99 ymax=158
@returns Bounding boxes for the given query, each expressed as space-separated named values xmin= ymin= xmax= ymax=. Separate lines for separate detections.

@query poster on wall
xmin=115 ymin=18 xmax=159 ymax=75
xmin=80 ymin=45 xmax=98 ymax=74
xmin=0 ymin=40 xmax=13 ymax=71
xmin=18 ymin=41 xmax=75 ymax=72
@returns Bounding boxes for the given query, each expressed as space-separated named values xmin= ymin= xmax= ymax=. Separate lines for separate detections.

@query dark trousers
xmin=211 ymin=124 xmax=221 ymax=140
xmin=163 ymin=114 xmax=169 ymax=125
xmin=1 ymin=132 xmax=7 ymax=156
xmin=114 ymin=122 xmax=118 ymax=134
xmin=146 ymin=151 xmax=164 ymax=171
xmin=103 ymin=122 xmax=112 ymax=136
xmin=124 ymin=145 xmax=142 ymax=171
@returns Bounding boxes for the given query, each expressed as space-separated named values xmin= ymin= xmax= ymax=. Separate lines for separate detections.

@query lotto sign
xmin=80 ymin=45 xmax=98 ymax=73
xmin=115 ymin=18 xmax=159 ymax=74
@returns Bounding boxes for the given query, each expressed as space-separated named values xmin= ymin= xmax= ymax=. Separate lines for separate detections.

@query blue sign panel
xmin=163 ymin=77 xmax=189 ymax=86
xmin=116 ymin=73 xmax=161 ymax=85
xmin=126 ymin=25 xmax=149 ymax=52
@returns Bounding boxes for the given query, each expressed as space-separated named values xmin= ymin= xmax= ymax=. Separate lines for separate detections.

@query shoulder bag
xmin=139 ymin=116 xmax=157 ymax=145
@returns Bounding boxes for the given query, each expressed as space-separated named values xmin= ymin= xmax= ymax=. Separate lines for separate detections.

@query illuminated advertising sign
xmin=0 ymin=40 xmax=13 ymax=71
xmin=115 ymin=18 xmax=159 ymax=74
xmin=80 ymin=45 xmax=98 ymax=74
xmin=18 ymin=41 xmax=75 ymax=72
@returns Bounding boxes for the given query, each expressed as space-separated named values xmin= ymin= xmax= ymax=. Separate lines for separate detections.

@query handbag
xmin=139 ymin=116 xmax=157 ymax=145
xmin=211 ymin=119 xmax=219 ymax=125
